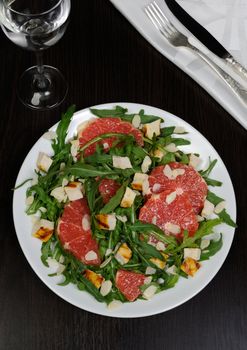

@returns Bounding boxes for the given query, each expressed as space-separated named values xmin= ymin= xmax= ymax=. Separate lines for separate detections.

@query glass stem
xmin=35 ymin=51 xmax=47 ymax=89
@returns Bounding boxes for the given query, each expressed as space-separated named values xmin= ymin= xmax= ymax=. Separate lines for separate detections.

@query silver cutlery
xmin=145 ymin=1 xmax=247 ymax=106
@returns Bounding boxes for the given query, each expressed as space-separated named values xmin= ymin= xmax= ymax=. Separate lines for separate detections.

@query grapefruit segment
xmin=98 ymin=178 xmax=121 ymax=204
xmin=115 ymin=270 xmax=146 ymax=302
xmin=139 ymin=189 xmax=199 ymax=237
xmin=58 ymin=198 xmax=101 ymax=266
xmin=149 ymin=163 xmax=207 ymax=214
xmin=78 ymin=117 xmax=143 ymax=156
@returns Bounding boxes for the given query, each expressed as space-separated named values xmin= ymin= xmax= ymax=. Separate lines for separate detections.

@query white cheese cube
xmin=50 ymin=186 xmax=67 ymax=203
xmin=143 ymin=120 xmax=161 ymax=139
xmin=131 ymin=173 xmax=149 ymax=192
xmin=120 ymin=187 xmax=137 ymax=208
xmin=37 ymin=152 xmax=53 ymax=172
xmin=115 ymin=243 xmax=132 ymax=265
xmin=112 ymin=156 xmax=132 ymax=169
xmin=64 ymin=182 xmax=83 ymax=201
xmin=96 ymin=214 xmax=117 ymax=230
xmin=184 ymin=248 xmax=201 ymax=261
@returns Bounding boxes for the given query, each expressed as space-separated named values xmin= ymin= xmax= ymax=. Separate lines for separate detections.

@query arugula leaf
xmin=100 ymin=181 xmax=128 ymax=214
xmin=160 ymin=126 xmax=175 ymax=137
xmin=137 ymin=241 xmax=164 ymax=260
xmin=84 ymin=178 xmax=99 ymax=212
xmin=170 ymin=137 xmax=190 ymax=146
xmin=64 ymin=163 xmax=116 ymax=178
xmin=52 ymin=105 xmax=76 ymax=154
xmin=200 ymin=158 xmax=217 ymax=177
xmin=200 ymin=234 xmax=223 ymax=261
xmin=130 ymin=221 xmax=178 ymax=246
xmin=205 ymin=178 xmax=222 ymax=187
xmin=206 ymin=191 xmax=236 ymax=227
xmin=90 ymin=105 xmax=128 ymax=117
xmin=174 ymin=218 xmax=222 ymax=252
xmin=90 ymin=106 xmax=163 ymax=124
xmin=207 ymin=191 xmax=224 ymax=205
xmin=79 ymin=132 xmax=135 ymax=155
xmin=162 ymin=273 xmax=179 ymax=290
xmin=218 ymin=209 xmax=237 ymax=228
xmin=160 ymin=152 xmax=176 ymax=164
xmin=79 ymin=276 xmax=105 ymax=302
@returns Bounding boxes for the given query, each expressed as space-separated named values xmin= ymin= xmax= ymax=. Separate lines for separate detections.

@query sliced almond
xmin=132 ymin=114 xmax=141 ymax=129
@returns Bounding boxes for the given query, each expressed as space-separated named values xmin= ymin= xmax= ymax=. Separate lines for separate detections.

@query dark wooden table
xmin=0 ymin=1 xmax=246 ymax=349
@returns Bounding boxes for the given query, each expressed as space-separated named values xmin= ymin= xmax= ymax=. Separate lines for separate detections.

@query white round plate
xmin=13 ymin=102 xmax=236 ymax=318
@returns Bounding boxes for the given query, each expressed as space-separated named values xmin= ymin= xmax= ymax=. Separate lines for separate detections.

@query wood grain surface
xmin=0 ymin=1 xmax=246 ymax=349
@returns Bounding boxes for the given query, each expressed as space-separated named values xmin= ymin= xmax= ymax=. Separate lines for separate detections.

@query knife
xmin=164 ymin=0 xmax=247 ymax=79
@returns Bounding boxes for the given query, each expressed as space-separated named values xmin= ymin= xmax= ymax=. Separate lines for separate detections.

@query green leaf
xmin=207 ymin=191 xmax=224 ymax=206
xmin=100 ymin=181 xmax=128 ymax=214
xmin=84 ymin=178 xmax=99 ymax=212
xmin=200 ymin=234 xmax=223 ymax=261
xmin=79 ymin=276 xmax=105 ymax=302
xmin=137 ymin=241 xmax=164 ymax=260
xmin=79 ymin=132 xmax=135 ymax=155
xmin=218 ymin=209 xmax=237 ymax=228
xmin=159 ymin=152 xmax=176 ymax=164
xmin=90 ymin=105 xmax=128 ymax=117
xmin=194 ymin=218 xmax=223 ymax=240
xmin=204 ymin=178 xmax=223 ymax=187
xmin=64 ymin=163 xmax=116 ymax=178
xmin=162 ymin=273 xmax=179 ymax=290
xmin=52 ymin=105 xmax=76 ymax=154
xmin=160 ymin=126 xmax=175 ymax=137
xmin=129 ymin=221 xmax=178 ymax=246
xmin=174 ymin=218 xmax=223 ymax=252
xmin=170 ymin=137 xmax=190 ymax=146
xmin=200 ymin=158 xmax=218 ymax=177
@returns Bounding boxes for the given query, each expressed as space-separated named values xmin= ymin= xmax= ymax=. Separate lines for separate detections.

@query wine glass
xmin=0 ymin=0 xmax=71 ymax=110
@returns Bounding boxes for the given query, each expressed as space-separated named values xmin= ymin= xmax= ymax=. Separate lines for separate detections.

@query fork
xmin=145 ymin=1 xmax=247 ymax=106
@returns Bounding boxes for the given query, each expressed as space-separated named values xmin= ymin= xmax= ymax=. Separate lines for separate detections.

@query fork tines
xmin=145 ymin=1 xmax=176 ymax=34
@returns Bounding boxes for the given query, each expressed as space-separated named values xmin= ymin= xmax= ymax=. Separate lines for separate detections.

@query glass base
xmin=17 ymin=65 xmax=68 ymax=110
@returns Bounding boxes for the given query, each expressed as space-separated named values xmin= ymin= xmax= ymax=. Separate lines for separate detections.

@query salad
xmin=23 ymin=105 xmax=236 ymax=309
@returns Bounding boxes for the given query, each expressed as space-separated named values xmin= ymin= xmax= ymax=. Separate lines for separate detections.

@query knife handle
xmin=189 ymin=46 xmax=247 ymax=106
xmin=225 ymin=55 xmax=247 ymax=80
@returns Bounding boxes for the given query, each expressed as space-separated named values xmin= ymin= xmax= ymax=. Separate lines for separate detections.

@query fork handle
xmin=224 ymin=55 xmax=247 ymax=80
xmin=188 ymin=45 xmax=247 ymax=106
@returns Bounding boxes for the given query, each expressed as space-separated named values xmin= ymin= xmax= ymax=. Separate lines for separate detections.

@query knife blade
xmin=164 ymin=0 xmax=247 ymax=79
